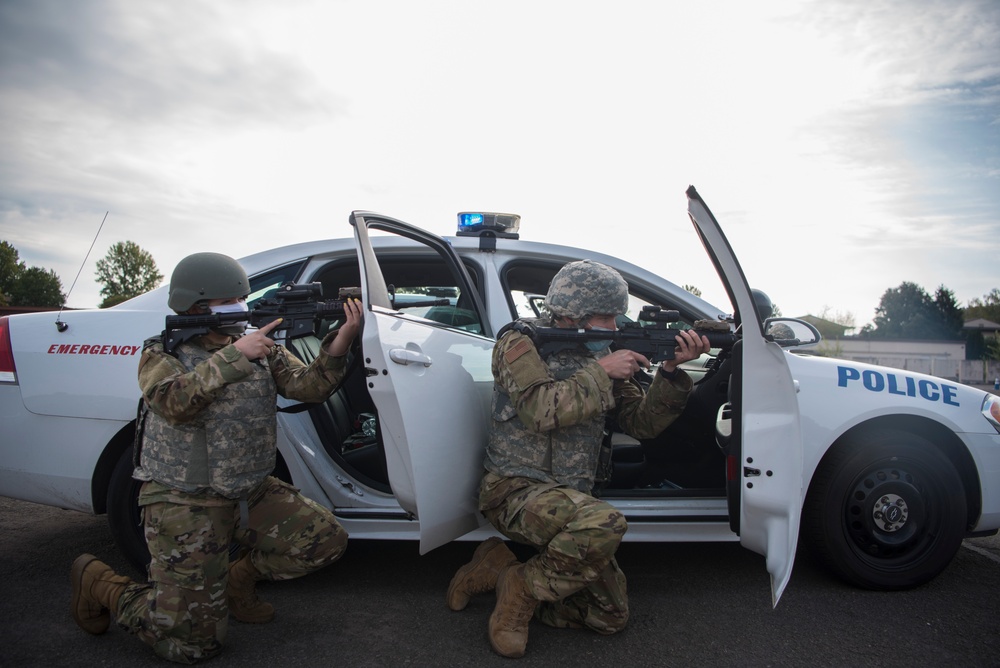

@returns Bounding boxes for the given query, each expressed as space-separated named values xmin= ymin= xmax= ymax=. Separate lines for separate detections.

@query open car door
xmin=350 ymin=212 xmax=496 ymax=554
xmin=686 ymin=187 xmax=803 ymax=605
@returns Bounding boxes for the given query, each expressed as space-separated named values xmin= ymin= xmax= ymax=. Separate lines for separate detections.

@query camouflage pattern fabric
xmin=116 ymin=477 xmax=348 ymax=664
xmin=117 ymin=331 xmax=350 ymax=662
xmin=486 ymin=337 xmax=610 ymax=492
xmin=480 ymin=473 xmax=629 ymax=634
xmin=137 ymin=331 xmax=348 ymax=423
xmin=139 ymin=340 xmax=277 ymax=497
xmin=544 ymin=260 xmax=629 ymax=319
xmin=135 ymin=332 xmax=347 ymax=498
xmin=479 ymin=317 xmax=695 ymax=635
xmin=483 ymin=323 xmax=694 ymax=493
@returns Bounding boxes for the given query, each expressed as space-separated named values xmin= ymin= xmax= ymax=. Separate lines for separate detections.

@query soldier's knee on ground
xmin=594 ymin=606 xmax=629 ymax=635
xmin=534 ymin=590 xmax=629 ymax=635
xmin=151 ymin=633 xmax=225 ymax=665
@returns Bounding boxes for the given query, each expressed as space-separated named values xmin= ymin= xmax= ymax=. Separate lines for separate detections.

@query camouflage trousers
xmin=115 ymin=476 xmax=348 ymax=664
xmin=479 ymin=473 xmax=629 ymax=635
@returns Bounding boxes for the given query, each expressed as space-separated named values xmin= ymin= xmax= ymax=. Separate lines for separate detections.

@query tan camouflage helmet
xmin=544 ymin=259 xmax=629 ymax=319
xmin=167 ymin=252 xmax=249 ymax=312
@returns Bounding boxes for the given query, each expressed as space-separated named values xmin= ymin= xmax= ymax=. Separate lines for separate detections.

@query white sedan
xmin=2 ymin=187 xmax=998 ymax=605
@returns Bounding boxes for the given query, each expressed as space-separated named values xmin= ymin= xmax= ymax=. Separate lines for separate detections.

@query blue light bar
xmin=458 ymin=213 xmax=485 ymax=229
xmin=455 ymin=211 xmax=521 ymax=239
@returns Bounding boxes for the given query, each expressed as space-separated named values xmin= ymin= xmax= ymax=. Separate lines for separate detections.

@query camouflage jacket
xmin=134 ymin=331 xmax=347 ymax=498
xmin=483 ymin=319 xmax=693 ymax=493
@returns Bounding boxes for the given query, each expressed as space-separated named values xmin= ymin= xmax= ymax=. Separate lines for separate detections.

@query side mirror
xmin=764 ymin=318 xmax=822 ymax=348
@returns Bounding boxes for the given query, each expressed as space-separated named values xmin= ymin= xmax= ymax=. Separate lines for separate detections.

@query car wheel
xmin=106 ymin=444 xmax=151 ymax=574
xmin=804 ymin=429 xmax=966 ymax=590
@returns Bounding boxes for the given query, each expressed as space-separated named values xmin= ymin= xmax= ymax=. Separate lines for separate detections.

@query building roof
xmin=798 ymin=314 xmax=851 ymax=338
xmin=964 ymin=318 xmax=1000 ymax=332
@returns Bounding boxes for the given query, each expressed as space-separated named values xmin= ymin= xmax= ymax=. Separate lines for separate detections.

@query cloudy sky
xmin=1 ymin=0 xmax=997 ymax=328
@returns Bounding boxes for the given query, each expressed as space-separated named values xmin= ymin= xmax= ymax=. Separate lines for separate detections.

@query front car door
xmin=686 ymin=187 xmax=803 ymax=605
xmin=350 ymin=212 xmax=496 ymax=554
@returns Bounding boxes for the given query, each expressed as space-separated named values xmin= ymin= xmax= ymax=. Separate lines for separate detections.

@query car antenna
xmin=55 ymin=211 xmax=108 ymax=332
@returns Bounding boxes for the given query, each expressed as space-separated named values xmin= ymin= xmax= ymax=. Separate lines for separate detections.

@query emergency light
xmin=456 ymin=212 xmax=520 ymax=252
xmin=456 ymin=212 xmax=520 ymax=238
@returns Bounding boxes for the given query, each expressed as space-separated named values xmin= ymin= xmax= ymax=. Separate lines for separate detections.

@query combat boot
xmin=488 ymin=563 xmax=539 ymax=658
xmin=227 ymin=555 xmax=275 ymax=623
xmin=446 ymin=537 xmax=518 ymax=611
xmin=70 ymin=553 xmax=133 ymax=635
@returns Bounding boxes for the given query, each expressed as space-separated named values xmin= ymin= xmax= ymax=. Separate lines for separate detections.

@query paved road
xmin=2 ymin=496 xmax=999 ymax=667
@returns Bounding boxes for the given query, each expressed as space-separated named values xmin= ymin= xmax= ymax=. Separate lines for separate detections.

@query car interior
xmin=259 ymin=252 xmax=731 ymax=500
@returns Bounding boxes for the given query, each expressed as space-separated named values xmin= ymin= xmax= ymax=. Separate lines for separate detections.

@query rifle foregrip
xmin=697 ymin=330 xmax=737 ymax=349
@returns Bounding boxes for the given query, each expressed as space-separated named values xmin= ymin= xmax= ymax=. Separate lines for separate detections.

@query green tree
xmin=964 ymin=288 xmax=1000 ymax=323
xmin=987 ymin=336 xmax=1000 ymax=361
xmin=8 ymin=266 xmax=65 ymax=307
xmin=0 ymin=241 xmax=26 ymax=306
xmin=816 ymin=306 xmax=856 ymax=335
xmin=95 ymin=241 xmax=164 ymax=308
xmin=864 ymin=281 xmax=963 ymax=340
xmin=934 ymin=285 xmax=965 ymax=337
xmin=963 ymin=289 xmax=1000 ymax=361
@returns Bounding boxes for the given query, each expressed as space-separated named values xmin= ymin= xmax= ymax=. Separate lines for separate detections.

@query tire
xmin=106 ymin=444 xmax=151 ymax=574
xmin=804 ymin=429 xmax=966 ymax=590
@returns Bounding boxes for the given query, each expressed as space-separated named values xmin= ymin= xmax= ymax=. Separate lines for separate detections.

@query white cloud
xmin=0 ymin=0 xmax=997 ymax=325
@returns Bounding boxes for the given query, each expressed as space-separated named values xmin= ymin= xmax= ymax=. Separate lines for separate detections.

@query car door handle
xmin=389 ymin=349 xmax=433 ymax=367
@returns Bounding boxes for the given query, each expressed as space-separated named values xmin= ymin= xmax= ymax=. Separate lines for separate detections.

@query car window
xmin=310 ymin=255 xmax=485 ymax=335
xmin=247 ymin=261 xmax=307 ymax=307
xmin=502 ymin=260 xmax=694 ymax=331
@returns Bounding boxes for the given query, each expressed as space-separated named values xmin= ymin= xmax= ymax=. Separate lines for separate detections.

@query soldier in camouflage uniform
xmin=446 ymin=259 xmax=711 ymax=658
xmin=70 ymin=252 xmax=363 ymax=664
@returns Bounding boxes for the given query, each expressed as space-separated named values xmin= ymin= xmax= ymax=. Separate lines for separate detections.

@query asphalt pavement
xmin=2 ymin=496 xmax=999 ymax=667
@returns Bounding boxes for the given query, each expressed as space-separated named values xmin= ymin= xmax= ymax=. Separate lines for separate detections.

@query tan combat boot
xmin=227 ymin=555 xmax=275 ymax=623
xmin=446 ymin=537 xmax=518 ymax=611
xmin=488 ymin=563 xmax=539 ymax=659
xmin=70 ymin=554 xmax=133 ymax=635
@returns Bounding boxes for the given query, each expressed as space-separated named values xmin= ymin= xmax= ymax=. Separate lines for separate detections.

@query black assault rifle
xmin=162 ymin=282 xmax=359 ymax=354
xmin=521 ymin=306 xmax=736 ymax=362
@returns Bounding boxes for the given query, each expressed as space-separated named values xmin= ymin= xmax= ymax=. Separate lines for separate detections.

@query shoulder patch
xmin=504 ymin=338 xmax=534 ymax=364
xmin=142 ymin=335 xmax=164 ymax=351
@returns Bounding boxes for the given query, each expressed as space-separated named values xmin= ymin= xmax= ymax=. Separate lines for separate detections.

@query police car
xmin=2 ymin=187 xmax=998 ymax=605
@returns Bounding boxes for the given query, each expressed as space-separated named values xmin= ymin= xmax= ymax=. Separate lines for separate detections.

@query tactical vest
xmin=485 ymin=322 xmax=607 ymax=493
xmin=136 ymin=341 xmax=277 ymax=498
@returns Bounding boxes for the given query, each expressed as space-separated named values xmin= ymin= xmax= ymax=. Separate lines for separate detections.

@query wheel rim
xmin=842 ymin=461 xmax=939 ymax=566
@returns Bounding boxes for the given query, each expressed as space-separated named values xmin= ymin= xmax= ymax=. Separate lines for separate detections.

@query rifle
xmin=162 ymin=282 xmax=359 ymax=354
xmin=522 ymin=306 xmax=736 ymax=363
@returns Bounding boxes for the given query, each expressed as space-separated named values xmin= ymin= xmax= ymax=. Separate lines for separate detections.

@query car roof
xmin=117 ymin=229 xmax=725 ymax=321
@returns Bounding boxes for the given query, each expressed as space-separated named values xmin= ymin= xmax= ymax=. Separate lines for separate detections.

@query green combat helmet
xmin=544 ymin=259 xmax=629 ymax=320
xmin=167 ymin=252 xmax=249 ymax=313
xmin=751 ymin=289 xmax=776 ymax=323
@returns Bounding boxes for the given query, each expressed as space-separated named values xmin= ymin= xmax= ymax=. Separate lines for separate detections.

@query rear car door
xmin=350 ymin=212 xmax=496 ymax=554
xmin=686 ymin=187 xmax=803 ymax=605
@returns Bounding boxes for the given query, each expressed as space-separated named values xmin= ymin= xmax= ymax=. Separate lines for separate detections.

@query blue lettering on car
xmin=837 ymin=366 xmax=959 ymax=407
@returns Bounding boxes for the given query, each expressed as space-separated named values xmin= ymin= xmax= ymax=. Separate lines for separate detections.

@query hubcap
xmin=844 ymin=465 xmax=927 ymax=558
xmin=872 ymin=493 xmax=909 ymax=532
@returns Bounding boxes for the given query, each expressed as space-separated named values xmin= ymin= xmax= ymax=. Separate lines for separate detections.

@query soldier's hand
xmin=234 ymin=318 xmax=281 ymax=360
xmin=660 ymin=329 xmax=711 ymax=373
xmin=597 ymin=349 xmax=650 ymax=380
xmin=325 ymin=298 xmax=363 ymax=357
